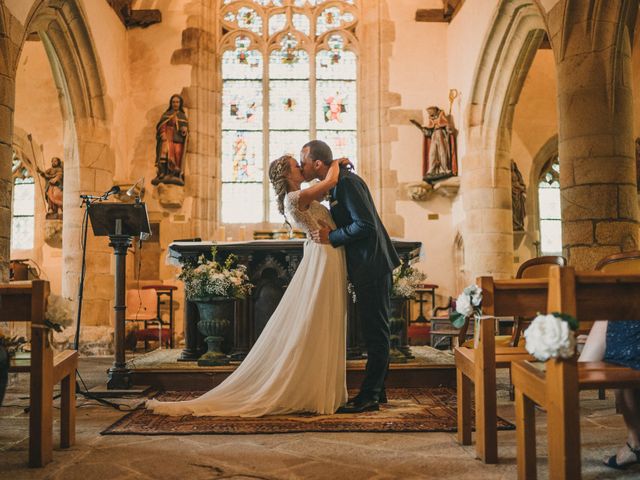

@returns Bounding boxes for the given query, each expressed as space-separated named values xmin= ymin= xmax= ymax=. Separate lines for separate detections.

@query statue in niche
xmin=152 ymin=94 xmax=189 ymax=186
xmin=37 ymin=157 xmax=64 ymax=219
xmin=411 ymin=106 xmax=458 ymax=184
xmin=511 ymin=159 xmax=527 ymax=232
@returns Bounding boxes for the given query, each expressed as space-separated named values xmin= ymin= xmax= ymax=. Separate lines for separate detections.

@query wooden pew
xmin=455 ymin=276 xmax=547 ymax=462
xmin=1 ymin=280 xmax=78 ymax=468
xmin=512 ymin=266 xmax=640 ymax=479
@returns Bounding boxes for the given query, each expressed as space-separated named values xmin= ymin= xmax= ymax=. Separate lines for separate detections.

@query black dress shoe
xmin=336 ymin=399 xmax=380 ymax=414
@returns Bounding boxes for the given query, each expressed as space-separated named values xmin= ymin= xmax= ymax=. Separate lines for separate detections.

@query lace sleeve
xmin=285 ymin=190 xmax=302 ymax=212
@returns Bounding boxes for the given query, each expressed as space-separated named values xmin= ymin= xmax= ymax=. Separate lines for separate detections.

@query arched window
xmin=538 ymin=155 xmax=561 ymax=255
xmin=219 ymin=0 xmax=358 ymax=223
xmin=11 ymin=154 xmax=35 ymax=250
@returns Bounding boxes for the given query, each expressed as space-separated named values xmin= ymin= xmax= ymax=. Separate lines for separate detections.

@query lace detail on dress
xmin=285 ymin=190 xmax=336 ymax=234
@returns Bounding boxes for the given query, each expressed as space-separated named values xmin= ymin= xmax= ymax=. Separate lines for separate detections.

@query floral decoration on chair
xmin=523 ymin=312 xmax=578 ymax=361
xmin=449 ymin=285 xmax=482 ymax=329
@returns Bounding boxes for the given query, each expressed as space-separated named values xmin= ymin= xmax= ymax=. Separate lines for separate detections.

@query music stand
xmin=88 ymin=202 xmax=150 ymax=390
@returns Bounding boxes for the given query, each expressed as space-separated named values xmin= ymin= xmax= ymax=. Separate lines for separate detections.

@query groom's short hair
xmin=303 ymin=140 xmax=333 ymax=166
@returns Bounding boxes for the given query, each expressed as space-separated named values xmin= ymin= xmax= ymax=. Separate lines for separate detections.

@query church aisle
xmin=0 ymin=357 xmax=638 ymax=479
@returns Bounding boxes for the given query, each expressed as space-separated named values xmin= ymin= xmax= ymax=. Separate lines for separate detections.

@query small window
xmin=11 ymin=156 xmax=35 ymax=250
xmin=538 ymin=155 xmax=561 ymax=255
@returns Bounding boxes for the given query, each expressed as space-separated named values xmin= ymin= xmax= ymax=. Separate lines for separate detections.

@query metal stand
xmin=106 ymin=226 xmax=133 ymax=389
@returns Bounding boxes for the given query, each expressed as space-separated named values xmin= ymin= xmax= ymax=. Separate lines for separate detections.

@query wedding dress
xmin=147 ymin=190 xmax=348 ymax=416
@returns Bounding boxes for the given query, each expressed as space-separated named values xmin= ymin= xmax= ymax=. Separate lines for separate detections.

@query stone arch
xmin=0 ymin=0 xmax=115 ymax=325
xmin=461 ymin=0 xmax=548 ymax=279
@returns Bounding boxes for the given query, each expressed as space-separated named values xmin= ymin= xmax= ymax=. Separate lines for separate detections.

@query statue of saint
xmin=152 ymin=94 xmax=189 ymax=186
xmin=37 ymin=157 xmax=64 ymax=219
xmin=411 ymin=106 xmax=458 ymax=183
xmin=511 ymin=159 xmax=526 ymax=232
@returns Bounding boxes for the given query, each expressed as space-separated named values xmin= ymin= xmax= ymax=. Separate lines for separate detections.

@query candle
xmin=217 ymin=226 xmax=226 ymax=242
xmin=239 ymin=226 xmax=247 ymax=241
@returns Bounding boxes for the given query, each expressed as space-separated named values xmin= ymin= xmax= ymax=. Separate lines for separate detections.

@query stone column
xmin=461 ymin=144 xmax=514 ymax=280
xmin=549 ymin=0 xmax=639 ymax=269
xmin=0 ymin=5 xmax=22 ymax=282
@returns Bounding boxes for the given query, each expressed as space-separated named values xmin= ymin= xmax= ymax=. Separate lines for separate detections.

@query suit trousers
xmin=353 ymin=271 xmax=392 ymax=401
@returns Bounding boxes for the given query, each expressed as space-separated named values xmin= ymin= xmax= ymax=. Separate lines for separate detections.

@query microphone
xmin=104 ymin=185 xmax=120 ymax=197
xmin=126 ymin=177 xmax=144 ymax=198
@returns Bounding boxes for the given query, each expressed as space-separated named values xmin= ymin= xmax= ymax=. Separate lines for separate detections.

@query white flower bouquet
xmin=449 ymin=284 xmax=482 ymax=328
xmin=392 ymin=262 xmax=427 ymax=299
xmin=179 ymin=247 xmax=253 ymax=300
xmin=523 ymin=312 xmax=578 ymax=361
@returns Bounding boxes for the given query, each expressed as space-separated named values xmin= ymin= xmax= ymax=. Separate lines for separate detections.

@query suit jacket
xmin=328 ymin=169 xmax=401 ymax=284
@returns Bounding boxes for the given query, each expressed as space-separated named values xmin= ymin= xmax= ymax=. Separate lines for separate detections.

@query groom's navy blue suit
xmin=328 ymin=168 xmax=401 ymax=402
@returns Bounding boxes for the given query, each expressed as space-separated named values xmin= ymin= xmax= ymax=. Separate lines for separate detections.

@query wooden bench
xmin=455 ymin=276 xmax=547 ymax=462
xmin=512 ymin=266 xmax=640 ymax=479
xmin=1 ymin=280 xmax=78 ymax=468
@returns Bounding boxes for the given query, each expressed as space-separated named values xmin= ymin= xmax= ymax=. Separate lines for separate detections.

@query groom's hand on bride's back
xmin=310 ymin=220 xmax=332 ymax=244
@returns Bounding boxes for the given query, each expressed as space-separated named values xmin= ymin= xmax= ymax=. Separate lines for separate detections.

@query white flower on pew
xmin=450 ymin=285 xmax=483 ymax=328
xmin=523 ymin=313 xmax=577 ymax=361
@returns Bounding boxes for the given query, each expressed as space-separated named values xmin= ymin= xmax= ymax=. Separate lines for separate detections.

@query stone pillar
xmin=461 ymin=144 xmax=514 ymax=280
xmin=549 ymin=0 xmax=639 ymax=269
xmin=0 ymin=6 xmax=22 ymax=282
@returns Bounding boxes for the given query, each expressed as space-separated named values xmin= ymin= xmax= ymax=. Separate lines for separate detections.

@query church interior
xmin=2 ymin=0 xmax=640 ymax=478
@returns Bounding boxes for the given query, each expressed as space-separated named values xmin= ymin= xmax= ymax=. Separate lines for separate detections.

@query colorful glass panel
xmin=269 ymin=37 xmax=310 ymax=79
xmin=223 ymin=7 xmax=262 ymax=34
xmin=316 ymin=7 xmax=354 ymax=36
xmin=222 ymin=80 xmax=263 ymax=130
xmin=222 ymin=37 xmax=262 ymax=79
xmin=317 ymin=35 xmax=356 ymax=79
xmin=221 ymin=131 xmax=263 ymax=182
xmin=269 ymin=80 xmax=310 ymax=130
xmin=316 ymin=80 xmax=356 ymax=129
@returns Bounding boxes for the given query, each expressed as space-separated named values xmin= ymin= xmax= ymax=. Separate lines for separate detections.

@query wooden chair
xmin=510 ymin=256 xmax=567 ymax=346
xmin=455 ymin=276 xmax=547 ymax=463
xmin=1 ymin=280 xmax=78 ymax=468
xmin=512 ymin=266 xmax=640 ymax=479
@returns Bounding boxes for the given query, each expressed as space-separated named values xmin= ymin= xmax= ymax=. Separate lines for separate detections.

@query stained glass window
xmin=11 ymin=156 xmax=35 ymax=251
xmin=538 ymin=156 xmax=562 ymax=255
xmin=220 ymin=0 xmax=358 ymax=223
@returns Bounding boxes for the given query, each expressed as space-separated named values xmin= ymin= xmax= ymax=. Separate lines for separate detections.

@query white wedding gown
xmin=147 ymin=190 xmax=348 ymax=416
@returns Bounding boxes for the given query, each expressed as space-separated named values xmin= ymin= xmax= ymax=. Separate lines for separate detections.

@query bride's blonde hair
xmin=269 ymin=155 xmax=294 ymax=227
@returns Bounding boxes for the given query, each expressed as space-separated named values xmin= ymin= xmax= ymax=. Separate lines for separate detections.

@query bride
xmin=147 ymin=155 xmax=349 ymax=417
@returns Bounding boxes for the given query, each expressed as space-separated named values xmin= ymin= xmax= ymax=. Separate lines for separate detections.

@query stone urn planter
xmin=193 ymin=297 xmax=234 ymax=366
xmin=0 ymin=346 xmax=8 ymax=407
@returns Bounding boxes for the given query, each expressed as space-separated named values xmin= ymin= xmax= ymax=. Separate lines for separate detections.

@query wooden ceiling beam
xmin=416 ymin=0 xmax=466 ymax=23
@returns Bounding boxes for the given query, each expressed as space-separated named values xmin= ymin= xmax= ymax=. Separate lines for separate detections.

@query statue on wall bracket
xmin=152 ymin=94 xmax=189 ymax=187
xmin=411 ymin=105 xmax=458 ymax=184
xmin=37 ymin=157 xmax=64 ymax=220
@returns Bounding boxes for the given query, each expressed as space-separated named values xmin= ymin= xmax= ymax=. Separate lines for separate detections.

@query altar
xmin=167 ymin=239 xmax=422 ymax=362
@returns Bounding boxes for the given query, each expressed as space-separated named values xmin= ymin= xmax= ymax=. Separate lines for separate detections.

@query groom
xmin=301 ymin=140 xmax=401 ymax=413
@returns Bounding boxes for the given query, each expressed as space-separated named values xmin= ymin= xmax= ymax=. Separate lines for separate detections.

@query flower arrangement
xmin=178 ymin=247 xmax=253 ymax=300
xmin=523 ymin=312 xmax=578 ymax=361
xmin=449 ymin=285 xmax=482 ymax=328
xmin=392 ymin=262 xmax=427 ymax=299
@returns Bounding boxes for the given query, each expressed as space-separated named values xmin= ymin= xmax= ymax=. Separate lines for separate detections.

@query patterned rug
xmin=102 ymin=388 xmax=514 ymax=435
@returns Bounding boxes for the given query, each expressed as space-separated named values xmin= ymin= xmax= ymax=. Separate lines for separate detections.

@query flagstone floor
xmin=1 ymin=356 xmax=638 ymax=480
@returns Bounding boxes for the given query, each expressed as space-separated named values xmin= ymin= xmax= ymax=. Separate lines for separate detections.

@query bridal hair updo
xmin=269 ymin=155 xmax=293 ymax=219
